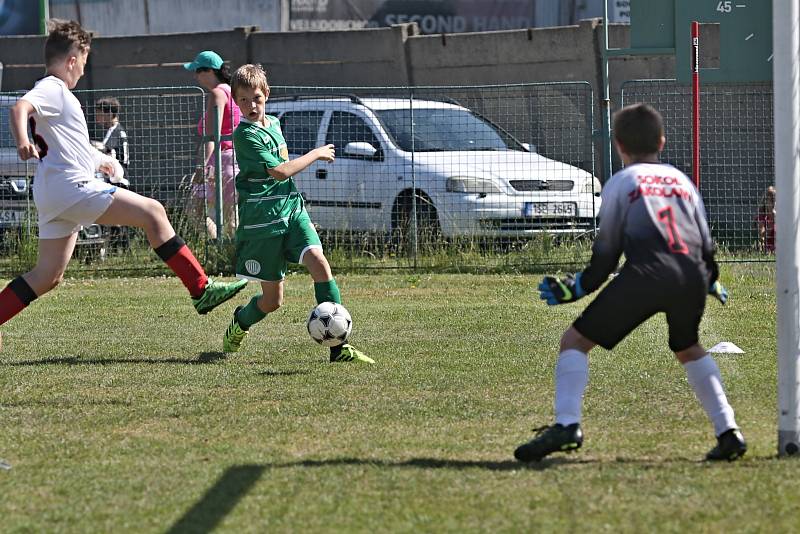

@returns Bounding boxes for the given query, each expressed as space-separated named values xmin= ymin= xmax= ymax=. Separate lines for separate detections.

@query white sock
xmin=683 ymin=355 xmax=738 ymax=436
xmin=554 ymin=349 xmax=589 ymax=426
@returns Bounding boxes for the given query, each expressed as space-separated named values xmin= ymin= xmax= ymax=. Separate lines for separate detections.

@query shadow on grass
xmin=165 ymin=452 xmax=777 ymax=532
xmin=167 ymin=465 xmax=265 ymax=534
xmin=0 ymin=398 xmax=132 ymax=407
xmin=265 ymin=456 xmax=595 ymax=471
xmin=166 ymin=459 xmax=540 ymax=534
xmin=1 ymin=352 xmax=228 ymax=366
xmin=257 ymin=368 xmax=310 ymax=377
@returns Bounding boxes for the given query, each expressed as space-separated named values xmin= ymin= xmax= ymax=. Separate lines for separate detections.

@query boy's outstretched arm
xmin=10 ymin=99 xmax=38 ymax=160
xmin=538 ymin=180 xmax=624 ymax=305
xmin=268 ymin=144 xmax=335 ymax=181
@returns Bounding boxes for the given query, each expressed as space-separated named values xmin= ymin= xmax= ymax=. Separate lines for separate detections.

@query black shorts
xmin=572 ymin=268 xmax=707 ymax=352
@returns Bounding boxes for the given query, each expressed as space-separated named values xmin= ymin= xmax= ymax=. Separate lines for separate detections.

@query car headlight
xmin=582 ymin=176 xmax=602 ymax=195
xmin=446 ymin=176 xmax=502 ymax=194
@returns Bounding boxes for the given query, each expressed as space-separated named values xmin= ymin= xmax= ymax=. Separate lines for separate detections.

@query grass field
xmin=0 ymin=264 xmax=797 ymax=532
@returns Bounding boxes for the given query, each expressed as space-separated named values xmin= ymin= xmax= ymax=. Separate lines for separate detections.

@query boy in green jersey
xmin=223 ymin=64 xmax=373 ymax=364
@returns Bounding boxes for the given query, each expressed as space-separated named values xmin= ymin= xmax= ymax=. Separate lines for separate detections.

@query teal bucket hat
xmin=184 ymin=50 xmax=224 ymax=71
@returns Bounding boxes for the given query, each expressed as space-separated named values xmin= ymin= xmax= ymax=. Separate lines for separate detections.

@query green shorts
xmin=235 ymin=211 xmax=322 ymax=282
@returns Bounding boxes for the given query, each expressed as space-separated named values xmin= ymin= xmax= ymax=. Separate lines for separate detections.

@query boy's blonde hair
xmin=231 ymin=64 xmax=270 ymax=97
xmin=45 ymin=19 xmax=92 ymax=66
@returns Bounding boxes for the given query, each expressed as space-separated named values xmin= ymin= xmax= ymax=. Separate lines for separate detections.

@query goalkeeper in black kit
xmin=514 ymin=103 xmax=746 ymax=463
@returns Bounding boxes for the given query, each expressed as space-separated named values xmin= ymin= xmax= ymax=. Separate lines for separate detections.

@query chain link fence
xmin=621 ymin=80 xmax=774 ymax=260
xmin=0 ymin=87 xmax=212 ymax=274
xmin=268 ymin=83 xmax=599 ymax=270
xmin=1 ymin=80 xmax=776 ymax=274
xmin=1 ymin=82 xmax=599 ymax=274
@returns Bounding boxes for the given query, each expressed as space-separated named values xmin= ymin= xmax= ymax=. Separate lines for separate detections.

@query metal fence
xmin=3 ymin=80 xmax=773 ymax=275
xmin=0 ymin=87 xmax=210 ymax=271
xmin=1 ymin=82 xmax=599 ymax=274
xmin=268 ymin=83 xmax=599 ymax=269
xmin=621 ymin=80 xmax=774 ymax=259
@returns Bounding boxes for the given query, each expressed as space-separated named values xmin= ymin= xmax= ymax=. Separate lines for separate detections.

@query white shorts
xmin=38 ymin=188 xmax=116 ymax=239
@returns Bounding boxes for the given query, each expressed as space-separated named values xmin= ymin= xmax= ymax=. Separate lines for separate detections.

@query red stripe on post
xmin=691 ymin=21 xmax=701 ymax=188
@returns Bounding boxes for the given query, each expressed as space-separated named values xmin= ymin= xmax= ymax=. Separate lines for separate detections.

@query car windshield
xmin=375 ymin=108 xmax=524 ymax=152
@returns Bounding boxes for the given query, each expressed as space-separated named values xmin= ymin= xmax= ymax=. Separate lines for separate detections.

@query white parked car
xmin=268 ymin=96 xmax=601 ymax=238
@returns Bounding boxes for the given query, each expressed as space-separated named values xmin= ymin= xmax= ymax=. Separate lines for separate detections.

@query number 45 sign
xmin=716 ymin=1 xmax=734 ymax=13
xmin=675 ymin=0 xmax=772 ymax=82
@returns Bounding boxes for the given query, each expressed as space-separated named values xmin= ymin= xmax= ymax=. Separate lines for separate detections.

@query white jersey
xmin=581 ymin=162 xmax=717 ymax=292
xmin=21 ymin=76 xmax=112 ymax=223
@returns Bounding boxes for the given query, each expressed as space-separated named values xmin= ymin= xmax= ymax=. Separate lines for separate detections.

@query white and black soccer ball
xmin=306 ymin=302 xmax=352 ymax=347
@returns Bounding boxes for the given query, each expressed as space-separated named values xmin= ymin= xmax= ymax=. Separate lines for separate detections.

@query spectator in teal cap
xmin=184 ymin=50 xmax=224 ymax=71
xmin=184 ymin=51 xmax=241 ymax=238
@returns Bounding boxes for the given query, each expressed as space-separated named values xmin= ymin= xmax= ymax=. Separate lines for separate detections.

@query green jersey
xmin=232 ymin=116 xmax=304 ymax=240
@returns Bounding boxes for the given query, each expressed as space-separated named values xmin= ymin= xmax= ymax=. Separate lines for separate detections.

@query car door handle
xmin=316 ymin=169 xmax=327 ymax=179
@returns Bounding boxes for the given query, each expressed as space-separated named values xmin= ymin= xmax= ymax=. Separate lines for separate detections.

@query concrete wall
xmin=250 ymin=24 xmax=415 ymax=86
xmin=0 ymin=19 xmax=676 ymax=178
xmin=49 ymin=0 xmax=286 ymax=36
xmin=0 ymin=20 xmax=676 ymax=94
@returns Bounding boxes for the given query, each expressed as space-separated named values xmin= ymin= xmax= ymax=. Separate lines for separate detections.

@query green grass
xmin=0 ymin=264 xmax=794 ymax=532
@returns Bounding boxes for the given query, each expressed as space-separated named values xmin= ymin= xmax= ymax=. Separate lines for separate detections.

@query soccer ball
xmin=306 ymin=302 xmax=352 ymax=347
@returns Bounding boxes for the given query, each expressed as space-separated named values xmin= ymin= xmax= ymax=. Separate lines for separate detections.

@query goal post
xmin=774 ymin=0 xmax=800 ymax=456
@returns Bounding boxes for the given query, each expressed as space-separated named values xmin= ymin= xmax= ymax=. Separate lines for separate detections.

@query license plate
xmin=0 ymin=210 xmax=24 ymax=224
xmin=522 ymin=202 xmax=576 ymax=217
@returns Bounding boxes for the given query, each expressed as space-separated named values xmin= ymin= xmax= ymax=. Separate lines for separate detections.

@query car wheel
xmin=391 ymin=192 xmax=441 ymax=254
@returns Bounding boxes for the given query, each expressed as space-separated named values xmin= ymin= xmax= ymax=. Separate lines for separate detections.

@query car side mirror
xmin=344 ymin=141 xmax=378 ymax=158
xmin=521 ymin=143 xmax=536 ymax=153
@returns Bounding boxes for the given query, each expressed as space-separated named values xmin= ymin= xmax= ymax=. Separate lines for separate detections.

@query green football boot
xmin=330 ymin=343 xmax=374 ymax=364
xmin=192 ymin=278 xmax=247 ymax=315
xmin=514 ymin=423 xmax=583 ymax=462
xmin=223 ymin=307 xmax=248 ymax=353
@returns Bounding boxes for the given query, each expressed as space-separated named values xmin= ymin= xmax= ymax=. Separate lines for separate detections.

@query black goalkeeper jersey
xmin=581 ymin=162 xmax=718 ymax=293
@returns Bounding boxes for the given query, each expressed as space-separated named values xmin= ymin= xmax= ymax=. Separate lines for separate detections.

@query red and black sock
xmin=0 ymin=276 xmax=38 ymax=326
xmin=154 ymin=235 xmax=208 ymax=298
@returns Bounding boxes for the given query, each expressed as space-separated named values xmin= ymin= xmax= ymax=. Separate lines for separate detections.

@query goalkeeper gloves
xmin=709 ymin=280 xmax=729 ymax=305
xmin=538 ymin=273 xmax=586 ymax=305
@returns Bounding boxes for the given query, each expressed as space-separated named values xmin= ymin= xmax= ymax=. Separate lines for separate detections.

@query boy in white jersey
xmin=1 ymin=20 xmax=247 ymax=346
xmin=514 ymin=103 xmax=746 ymax=462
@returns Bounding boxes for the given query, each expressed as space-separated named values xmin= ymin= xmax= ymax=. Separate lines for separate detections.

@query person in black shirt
xmin=93 ymin=96 xmax=130 ymax=251
xmin=94 ymin=96 xmax=129 ymax=170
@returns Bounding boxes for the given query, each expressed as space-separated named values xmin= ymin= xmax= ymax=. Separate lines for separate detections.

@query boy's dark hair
xmin=231 ymin=64 xmax=270 ymax=98
xmin=613 ymin=103 xmax=664 ymax=156
xmin=45 ymin=19 xmax=92 ymax=66
xmin=95 ymin=96 xmax=121 ymax=117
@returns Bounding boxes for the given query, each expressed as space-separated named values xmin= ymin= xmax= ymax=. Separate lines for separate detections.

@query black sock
xmin=330 ymin=344 xmax=344 ymax=360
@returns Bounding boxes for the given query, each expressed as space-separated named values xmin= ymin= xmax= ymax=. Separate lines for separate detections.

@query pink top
xmin=198 ymin=83 xmax=241 ymax=151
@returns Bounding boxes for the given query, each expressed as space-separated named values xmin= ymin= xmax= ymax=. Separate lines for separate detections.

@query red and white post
xmin=691 ymin=21 xmax=700 ymax=188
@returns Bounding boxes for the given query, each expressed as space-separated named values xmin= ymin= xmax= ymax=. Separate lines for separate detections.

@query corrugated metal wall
xmin=49 ymin=0 xmax=287 ymax=36
xmin=45 ymin=0 xmax=623 ymax=38
xmin=535 ymin=0 xmax=629 ymax=27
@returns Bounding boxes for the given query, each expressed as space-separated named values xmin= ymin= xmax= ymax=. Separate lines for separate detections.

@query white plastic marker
xmin=0 ymin=459 xmax=11 ymax=471
xmin=708 ymin=342 xmax=744 ymax=354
